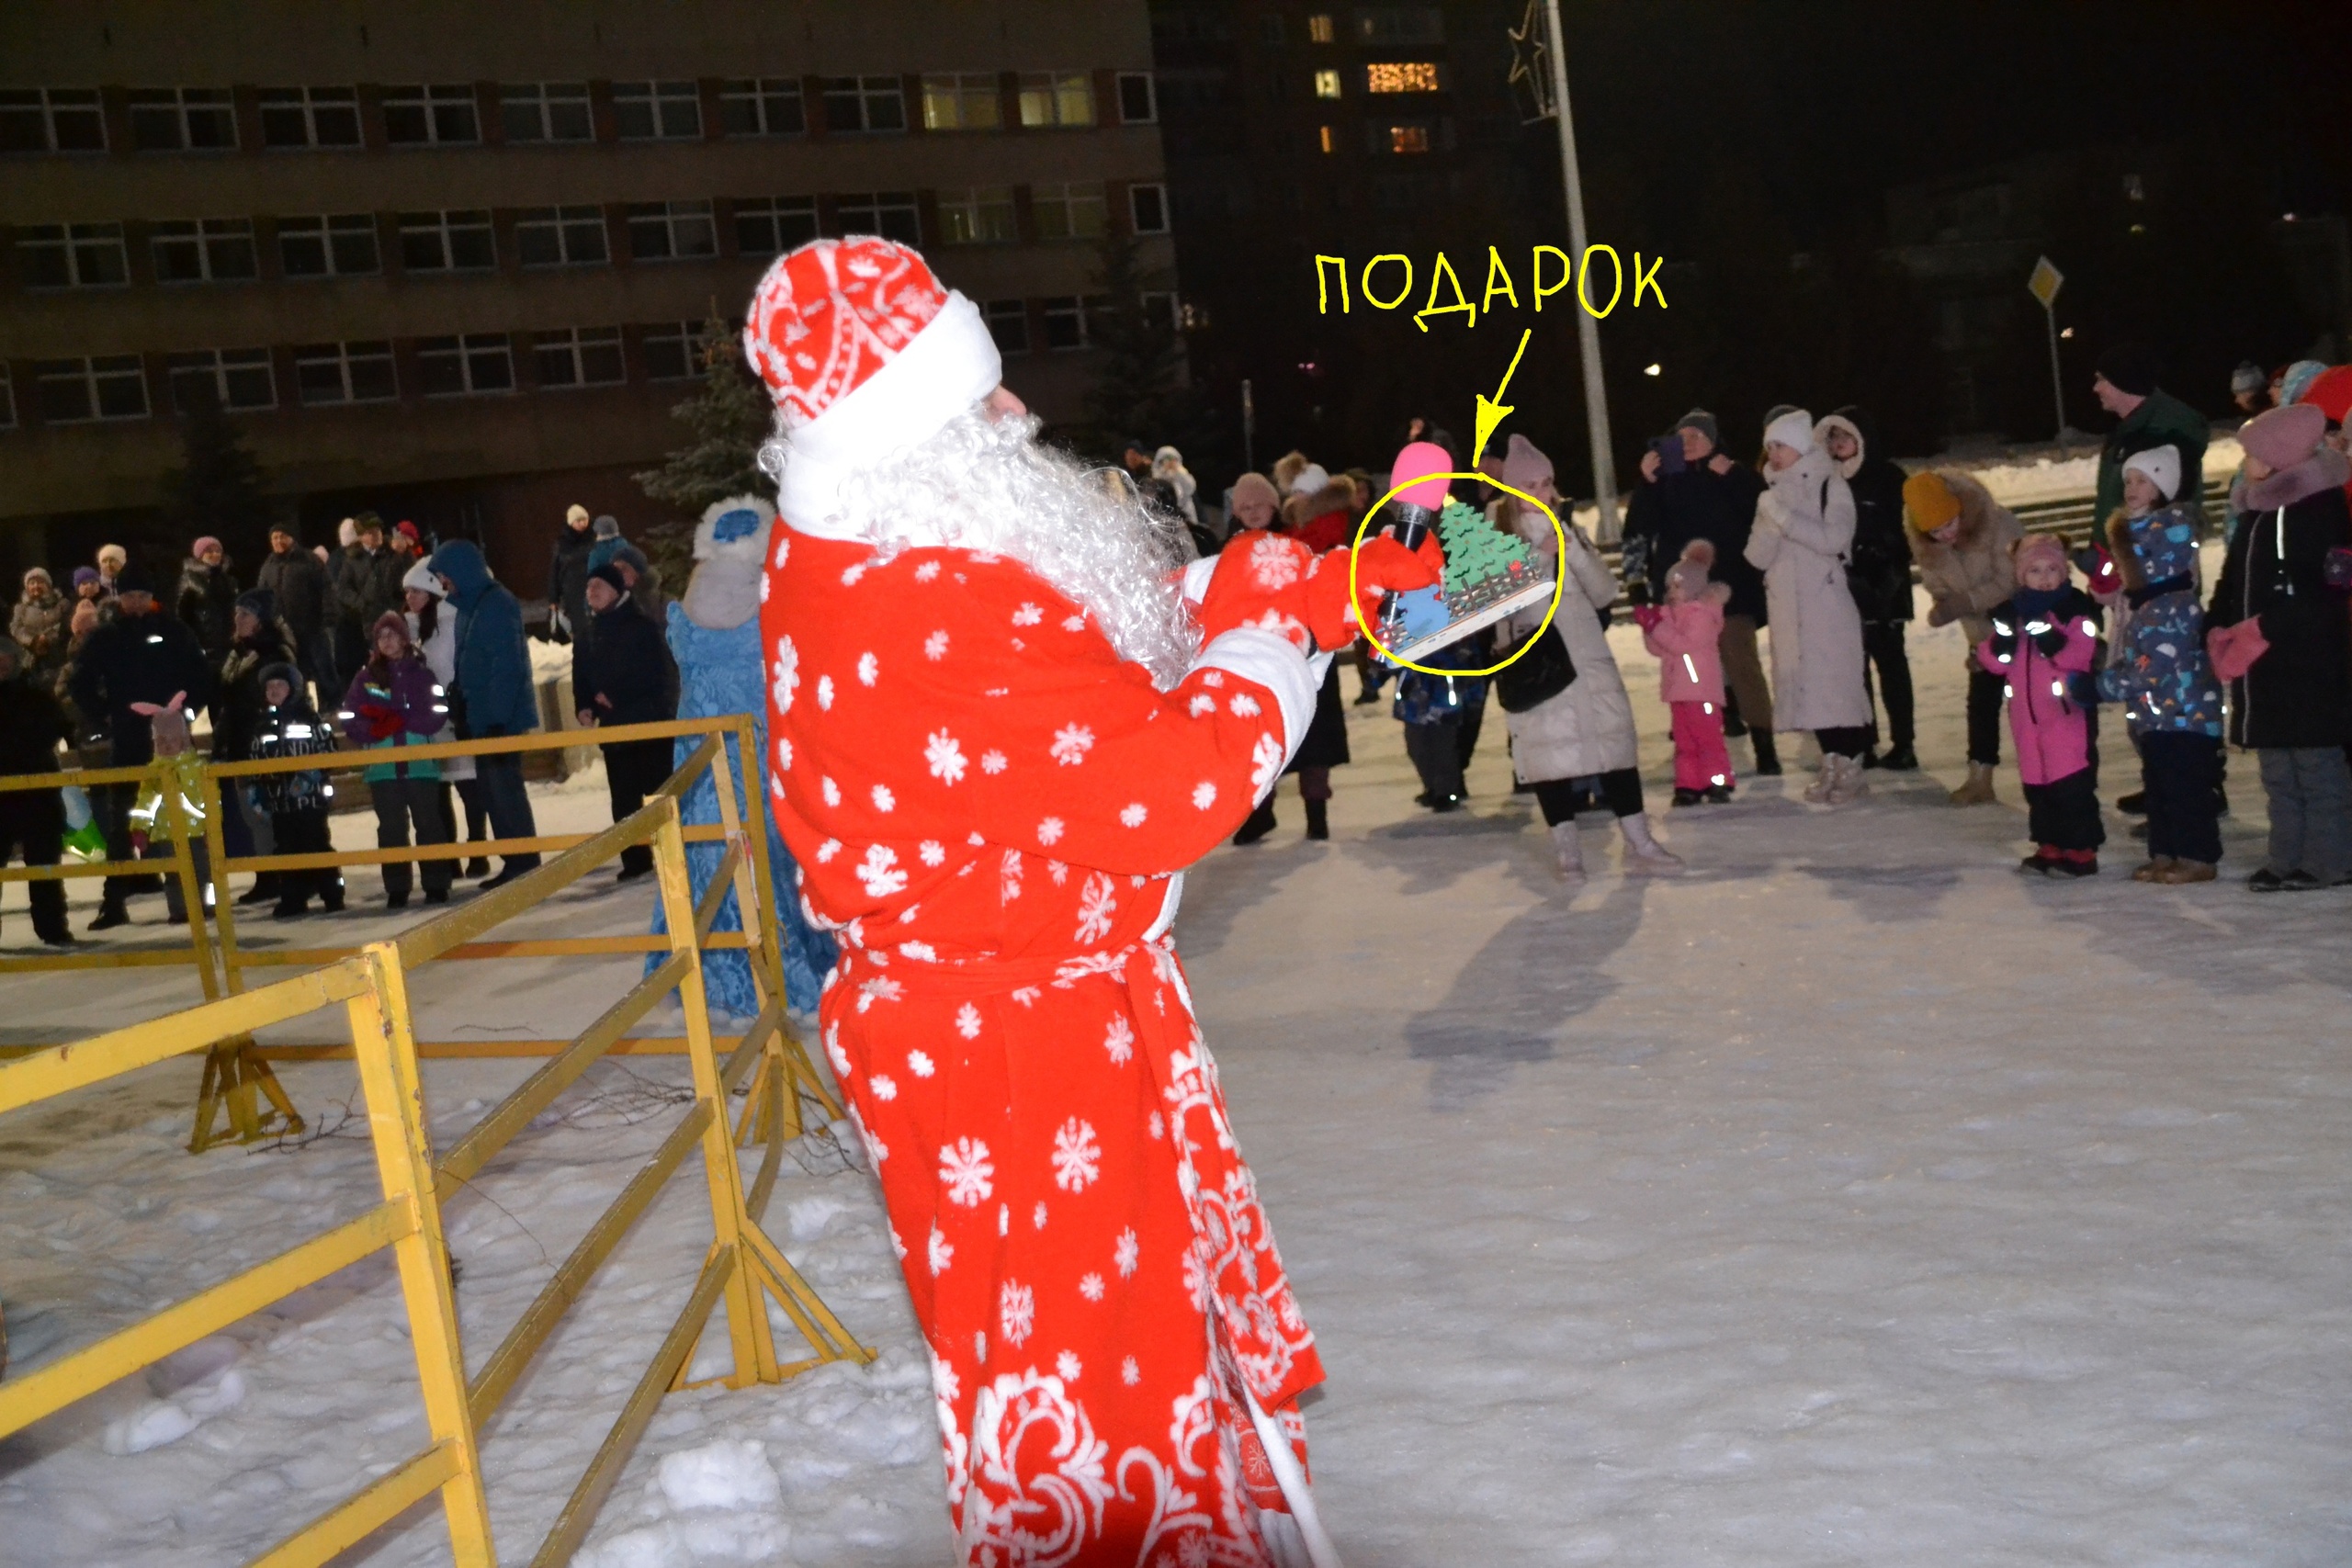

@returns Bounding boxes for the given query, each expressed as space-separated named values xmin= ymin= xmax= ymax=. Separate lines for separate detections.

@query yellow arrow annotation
xmin=1471 ymin=327 xmax=1532 ymax=469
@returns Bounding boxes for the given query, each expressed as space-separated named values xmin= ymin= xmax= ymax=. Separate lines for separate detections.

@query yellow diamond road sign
xmin=2028 ymin=255 xmax=2064 ymax=309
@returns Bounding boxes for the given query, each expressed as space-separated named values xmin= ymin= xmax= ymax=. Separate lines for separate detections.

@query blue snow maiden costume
xmin=648 ymin=497 xmax=837 ymax=1016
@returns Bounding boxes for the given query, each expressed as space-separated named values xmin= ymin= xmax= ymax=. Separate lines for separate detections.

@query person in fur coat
xmin=1979 ymin=536 xmax=2104 ymax=875
xmin=1747 ymin=409 xmax=1873 ymax=805
xmin=1638 ymin=539 xmax=1736 ymax=805
xmin=1906 ymin=468 xmax=2026 ymax=805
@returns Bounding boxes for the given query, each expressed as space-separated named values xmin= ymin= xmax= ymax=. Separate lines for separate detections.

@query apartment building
xmin=0 ymin=1 xmax=1171 ymax=591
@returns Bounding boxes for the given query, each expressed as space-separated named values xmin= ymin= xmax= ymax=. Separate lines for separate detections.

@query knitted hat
xmin=369 ymin=608 xmax=412 ymax=649
xmin=2096 ymin=343 xmax=2161 ymax=397
xmin=72 ymin=567 xmax=99 ymax=590
xmin=2298 ymin=364 xmax=2352 ymax=425
xmin=1287 ymin=462 xmax=1332 ymax=497
xmin=2121 ymin=444 xmax=2181 ymax=500
xmin=1762 ymin=407 xmax=1815 ymax=455
xmin=1671 ymin=408 xmax=1720 ymax=449
xmin=1664 ymin=537 xmax=1717 ymax=602
xmin=1228 ymin=472 xmax=1280 ymax=516
xmin=592 ymin=513 xmax=621 ymax=540
xmin=565 ymin=502 xmax=591 ymax=527
xmin=588 ymin=563 xmax=630 ymax=597
xmin=192 ymin=535 xmax=223 ymax=559
xmin=2013 ymin=532 xmax=2069 ymax=585
xmin=2231 ymin=360 xmax=2267 ymax=396
xmin=97 ymin=544 xmax=127 ymax=570
xmin=22 ymin=567 xmax=51 ymax=588
xmin=393 ymin=520 xmax=421 ymax=545
xmin=2240 ymin=401 xmax=2326 ymax=469
xmin=115 ymin=563 xmax=156 ymax=595
xmin=742 ymin=236 xmax=1001 ymax=533
xmin=1499 ymin=434 xmax=1553 ymax=499
xmin=2279 ymin=359 xmax=2328 ymax=407
xmin=401 ymin=558 xmax=447 ymax=599
xmin=1904 ymin=471 xmax=1961 ymax=533
xmin=234 ymin=587 xmax=277 ymax=623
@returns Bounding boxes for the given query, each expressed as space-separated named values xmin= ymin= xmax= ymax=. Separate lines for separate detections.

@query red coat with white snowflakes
xmin=764 ymin=527 xmax=1327 ymax=1565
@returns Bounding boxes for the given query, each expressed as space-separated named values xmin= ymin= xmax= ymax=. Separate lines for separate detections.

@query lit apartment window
xmin=1388 ymin=123 xmax=1432 ymax=154
xmin=922 ymin=73 xmax=1001 ymax=131
xmin=294 ymin=342 xmax=397 ymax=405
xmin=166 ymin=348 xmax=276 ymax=412
xmin=733 ymin=197 xmax=819 ymax=256
xmin=1018 ymin=72 xmax=1094 ymax=128
xmin=1127 ymin=183 xmax=1170 ymax=235
xmin=501 ymin=82 xmax=593 ymax=143
xmin=613 ymin=80 xmax=702 ymax=141
xmin=515 ymin=206 xmax=610 ymax=266
xmin=534 ymin=327 xmax=626 ymax=388
xmin=1366 ymin=62 xmax=1443 ymax=93
xmin=151 ymin=218 xmax=259 ymax=284
xmin=278 ymin=214 xmax=380 ymax=277
xmin=983 ymin=300 xmax=1029 ymax=355
xmin=1115 ymin=72 xmax=1157 ymax=124
xmin=625 ymin=200 xmax=717 ymax=261
xmin=398 ymin=210 xmax=494 ymax=272
xmin=0 ymin=88 xmax=107 ymax=152
xmin=937 ymin=186 xmax=1016 ymax=245
xmin=1317 ymin=125 xmax=1335 ymax=153
xmin=1312 ymin=70 xmax=1341 ymax=99
xmin=1306 ymin=14 xmax=1336 ymax=43
xmin=17 ymin=222 xmax=128 ymax=289
xmin=1358 ymin=6 xmax=1446 ymax=43
xmin=834 ymin=191 xmax=921 ymax=246
xmin=822 ymin=76 xmax=906 ymax=133
xmin=1041 ymin=296 xmax=1088 ymax=351
xmin=417 ymin=334 xmax=515 ymax=397
xmin=127 ymin=87 xmax=236 ymax=151
xmin=639 ymin=321 xmax=703 ymax=381
xmin=35 ymin=355 xmax=148 ymax=423
xmin=721 ymin=79 xmax=805 ymax=137
xmin=1031 ymin=181 xmax=1105 ymax=241
xmin=258 ymin=87 xmax=362 ymax=148
xmin=382 ymin=85 xmax=481 ymax=146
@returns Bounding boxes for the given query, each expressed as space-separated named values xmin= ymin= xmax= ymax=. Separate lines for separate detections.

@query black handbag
xmin=1495 ymin=623 xmax=1577 ymax=713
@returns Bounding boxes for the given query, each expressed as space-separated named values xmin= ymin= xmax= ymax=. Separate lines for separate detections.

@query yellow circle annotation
xmin=1345 ymin=470 xmax=1569 ymax=679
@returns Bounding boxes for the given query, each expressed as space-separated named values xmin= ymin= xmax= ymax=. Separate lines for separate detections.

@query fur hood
xmin=1281 ymin=479 xmax=1354 ymax=529
xmin=1814 ymin=412 xmax=1867 ymax=481
xmin=681 ymin=494 xmax=775 ymax=630
xmin=2231 ymin=444 xmax=2352 ymax=513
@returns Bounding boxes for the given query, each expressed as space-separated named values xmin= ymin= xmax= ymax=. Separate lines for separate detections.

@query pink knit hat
xmin=2240 ymin=401 xmax=2326 ymax=470
xmin=1664 ymin=538 xmax=1717 ymax=602
xmin=2013 ymin=532 xmax=2069 ymax=585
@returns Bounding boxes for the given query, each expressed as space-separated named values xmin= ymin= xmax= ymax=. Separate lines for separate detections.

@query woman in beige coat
xmin=1904 ymin=469 xmax=2024 ymax=805
xmin=1745 ymin=409 xmax=1874 ymax=804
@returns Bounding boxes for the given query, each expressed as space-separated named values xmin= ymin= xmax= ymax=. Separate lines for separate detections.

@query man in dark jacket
xmin=335 ymin=516 xmax=407 ymax=665
xmin=1821 ymin=406 xmax=1918 ymax=769
xmin=2094 ymin=344 xmax=2211 ymax=528
xmin=429 ymin=539 xmax=541 ymax=888
xmin=256 ymin=524 xmax=334 ymax=701
xmin=0 ymin=634 xmax=79 ymax=945
xmin=175 ymin=536 xmax=241 ymax=665
xmin=1622 ymin=408 xmax=1780 ymax=773
xmin=545 ymin=502 xmax=598 ymax=651
xmin=67 ymin=564 xmax=215 ymax=927
xmin=575 ymin=563 xmax=680 ymax=880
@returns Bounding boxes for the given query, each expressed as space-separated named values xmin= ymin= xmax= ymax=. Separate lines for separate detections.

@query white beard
xmin=763 ymin=409 xmax=1200 ymax=687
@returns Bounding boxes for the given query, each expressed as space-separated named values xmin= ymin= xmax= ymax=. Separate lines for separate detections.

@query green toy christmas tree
xmin=1434 ymin=500 xmax=1536 ymax=606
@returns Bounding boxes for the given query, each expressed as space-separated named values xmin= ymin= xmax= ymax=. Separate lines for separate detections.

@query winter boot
xmin=2115 ymin=790 xmax=2148 ymax=816
xmin=1671 ymin=786 xmax=1705 ymax=807
xmin=2048 ymin=850 xmax=2098 ymax=878
xmin=1618 ymin=812 xmax=1685 ymax=875
xmin=88 ymin=899 xmax=130 ymax=931
xmin=1749 ymin=728 xmax=1781 ymax=776
xmin=1231 ymin=797 xmax=1278 ymax=847
xmin=2132 ymin=857 xmax=2176 ymax=883
xmin=1702 ymin=783 xmax=1736 ymax=804
xmin=236 ymin=873 xmax=279 ymax=908
xmin=1547 ymin=820 xmax=1586 ymax=886
xmin=1878 ymin=744 xmax=1919 ymax=771
xmin=1803 ymin=760 xmax=1837 ymax=805
xmin=2019 ymin=847 xmax=2057 ymax=875
xmin=1303 ymin=797 xmax=1329 ymax=841
xmin=1949 ymin=761 xmax=1998 ymax=807
xmin=2156 ymin=859 xmax=2216 ymax=885
xmin=1826 ymin=754 xmax=1869 ymax=806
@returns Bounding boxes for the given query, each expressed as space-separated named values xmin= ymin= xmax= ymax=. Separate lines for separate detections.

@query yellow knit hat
xmin=1904 ymin=471 xmax=1960 ymax=533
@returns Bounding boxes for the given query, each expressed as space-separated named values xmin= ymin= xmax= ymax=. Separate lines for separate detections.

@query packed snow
xmin=4 ymin=597 xmax=2349 ymax=1566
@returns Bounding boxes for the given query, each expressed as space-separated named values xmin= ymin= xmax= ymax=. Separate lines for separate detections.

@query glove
xmin=1193 ymin=530 xmax=1319 ymax=651
xmin=2030 ymin=624 xmax=2067 ymax=658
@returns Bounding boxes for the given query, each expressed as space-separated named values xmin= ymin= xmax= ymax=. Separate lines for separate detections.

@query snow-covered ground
xmin=6 ymin=601 xmax=2351 ymax=1566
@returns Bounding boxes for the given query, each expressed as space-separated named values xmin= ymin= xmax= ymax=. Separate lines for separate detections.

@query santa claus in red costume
xmin=743 ymin=238 xmax=1430 ymax=1567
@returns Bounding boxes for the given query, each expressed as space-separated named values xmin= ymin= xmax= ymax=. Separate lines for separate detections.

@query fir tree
xmin=1078 ymin=231 xmax=1189 ymax=459
xmin=635 ymin=310 xmax=775 ymax=586
xmin=160 ymin=387 xmax=272 ymax=557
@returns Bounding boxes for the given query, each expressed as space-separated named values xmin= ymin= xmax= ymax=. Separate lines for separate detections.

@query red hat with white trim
xmin=741 ymin=237 xmax=1002 ymax=535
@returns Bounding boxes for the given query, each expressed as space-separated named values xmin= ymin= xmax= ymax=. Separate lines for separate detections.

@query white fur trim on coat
xmin=1191 ymin=626 xmax=1323 ymax=781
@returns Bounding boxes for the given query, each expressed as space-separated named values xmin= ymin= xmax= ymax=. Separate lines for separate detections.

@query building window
xmin=1366 ymin=62 xmax=1443 ymax=93
xmin=1306 ymin=14 xmax=1337 ymax=43
xmin=127 ymin=87 xmax=237 ymax=151
xmin=1031 ymin=181 xmax=1106 ymax=242
xmin=1115 ymin=73 xmax=1157 ymax=124
xmin=1370 ymin=118 xmax=1442 ymax=154
xmin=278 ymin=214 xmax=380 ymax=277
xmin=937 ymin=186 xmax=1016 ymax=245
xmin=397 ymin=210 xmax=495 ymax=272
xmin=166 ymin=348 xmax=276 ymax=412
xmin=822 ymin=76 xmax=906 ymax=134
xmin=1137 ymin=290 xmax=1181 ymax=334
xmin=534 ymin=327 xmax=626 ymax=388
xmin=35 ymin=355 xmax=148 ymax=423
xmin=613 ymin=80 xmax=702 ymax=141
xmin=294 ymin=341 xmax=397 ymax=405
xmin=382 ymin=84 xmax=481 ymax=146
xmin=982 ymin=300 xmax=1029 ymax=355
xmin=501 ymin=82 xmax=594 ymax=143
xmin=734 ymin=197 xmax=819 ymax=257
xmin=834 ymin=191 xmax=921 ymax=246
xmin=257 ymin=86 xmax=362 ymax=148
xmin=1357 ymin=6 xmax=1445 ymax=43
xmin=417 ymin=333 xmax=515 ymax=397
xmin=922 ymin=73 xmax=1002 ymax=131
xmin=1018 ymin=72 xmax=1094 ymax=128
xmin=17 ymin=222 xmax=129 ymax=289
xmin=625 ymin=199 xmax=717 ymax=261
xmin=1312 ymin=70 xmax=1342 ymax=99
xmin=721 ymin=78 xmax=805 ymax=137
xmin=639 ymin=321 xmax=702 ymax=381
xmin=1127 ymin=183 xmax=1170 ymax=235
xmin=1317 ymin=125 xmax=1335 ymax=154
xmin=151 ymin=218 xmax=259 ymax=284
xmin=516 ymin=206 xmax=610 ymax=267
xmin=1040 ymin=297 xmax=1088 ymax=352
xmin=0 ymin=88 xmax=107 ymax=152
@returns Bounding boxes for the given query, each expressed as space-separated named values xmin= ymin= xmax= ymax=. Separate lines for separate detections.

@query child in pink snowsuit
xmin=1638 ymin=539 xmax=1736 ymax=805
xmin=1975 ymin=533 xmax=2105 ymax=875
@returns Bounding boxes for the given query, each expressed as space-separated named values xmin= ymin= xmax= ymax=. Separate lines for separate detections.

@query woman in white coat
xmin=1496 ymin=435 xmax=1683 ymax=882
xmin=401 ymin=558 xmax=490 ymax=877
xmin=1743 ymin=409 xmax=1874 ymax=805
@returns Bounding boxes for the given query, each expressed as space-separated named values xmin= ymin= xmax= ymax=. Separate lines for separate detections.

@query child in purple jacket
xmin=1978 ymin=534 xmax=2105 ymax=875
xmin=340 ymin=610 xmax=453 ymax=908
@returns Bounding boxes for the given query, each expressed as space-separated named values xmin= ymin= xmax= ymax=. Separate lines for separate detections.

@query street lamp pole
xmin=1541 ymin=0 xmax=1621 ymax=541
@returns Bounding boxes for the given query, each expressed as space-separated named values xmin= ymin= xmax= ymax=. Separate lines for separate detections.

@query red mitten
xmin=1299 ymin=535 xmax=1442 ymax=649
xmin=1631 ymin=604 xmax=1663 ymax=632
xmin=360 ymin=703 xmax=403 ymax=740
xmin=1194 ymin=530 xmax=1319 ymax=651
